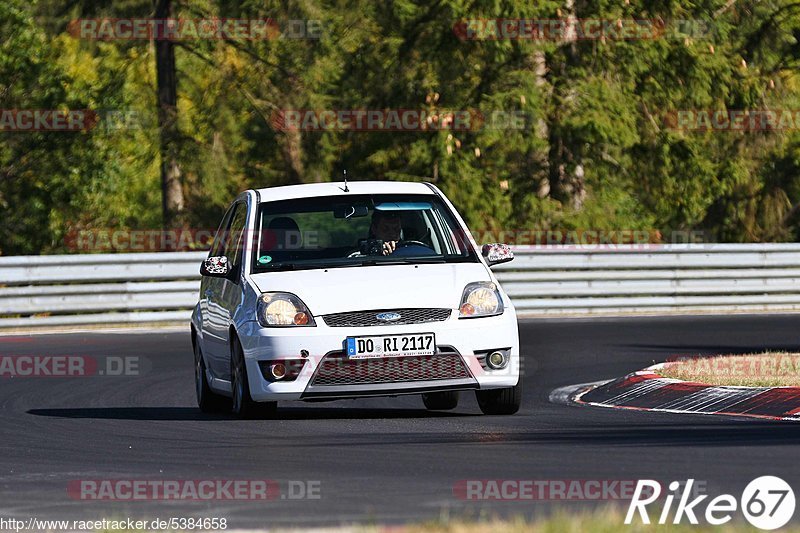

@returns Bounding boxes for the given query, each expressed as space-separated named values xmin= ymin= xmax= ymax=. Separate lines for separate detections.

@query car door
xmin=200 ymin=205 xmax=234 ymax=343
xmin=205 ymin=201 xmax=249 ymax=379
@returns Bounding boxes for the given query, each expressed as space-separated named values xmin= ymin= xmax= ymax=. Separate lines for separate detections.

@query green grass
xmin=656 ymin=353 xmax=800 ymax=387
xmin=398 ymin=508 xmax=795 ymax=532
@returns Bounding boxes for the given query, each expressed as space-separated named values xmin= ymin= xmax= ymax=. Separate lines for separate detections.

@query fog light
xmin=486 ymin=351 xmax=508 ymax=370
xmin=259 ymin=360 xmax=305 ymax=382
xmin=269 ymin=363 xmax=287 ymax=380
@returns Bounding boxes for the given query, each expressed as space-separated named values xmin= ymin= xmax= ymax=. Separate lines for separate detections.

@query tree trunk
xmin=280 ymin=128 xmax=305 ymax=184
xmin=546 ymin=0 xmax=586 ymax=210
xmin=532 ymin=50 xmax=551 ymax=198
xmin=154 ymin=0 xmax=184 ymax=243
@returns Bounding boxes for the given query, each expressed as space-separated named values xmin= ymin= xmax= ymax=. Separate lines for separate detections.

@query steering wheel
xmin=399 ymin=240 xmax=431 ymax=248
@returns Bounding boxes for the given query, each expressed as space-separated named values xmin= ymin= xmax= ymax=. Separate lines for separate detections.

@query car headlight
xmin=257 ymin=293 xmax=316 ymax=327
xmin=459 ymin=282 xmax=504 ymax=318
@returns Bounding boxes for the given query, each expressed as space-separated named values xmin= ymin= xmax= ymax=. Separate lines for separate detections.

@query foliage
xmin=1 ymin=0 xmax=800 ymax=254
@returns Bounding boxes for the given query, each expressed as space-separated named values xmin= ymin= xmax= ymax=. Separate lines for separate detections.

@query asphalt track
xmin=1 ymin=315 xmax=799 ymax=529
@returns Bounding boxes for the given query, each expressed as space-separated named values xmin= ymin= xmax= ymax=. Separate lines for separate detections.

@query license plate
xmin=345 ymin=333 xmax=436 ymax=359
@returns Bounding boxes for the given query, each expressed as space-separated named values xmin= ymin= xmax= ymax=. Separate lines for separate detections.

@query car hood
xmin=249 ymin=262 xmax=491 ymax=315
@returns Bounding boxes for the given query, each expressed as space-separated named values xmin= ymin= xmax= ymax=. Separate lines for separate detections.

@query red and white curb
xmin=552 ymin=365 xmax=800 ymax=422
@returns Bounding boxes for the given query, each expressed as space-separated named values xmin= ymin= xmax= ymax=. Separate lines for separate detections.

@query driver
xmin=369 ymin=210 xmax=402 ymax=255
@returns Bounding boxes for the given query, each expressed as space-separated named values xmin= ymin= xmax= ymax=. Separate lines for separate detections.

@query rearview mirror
xmin=333 ymin=204 xmax=369 ymax=218
xmin=481 ymin=243 xmax=514 ymax=267
xmin=200 ymin=256 xmax=232 ymax=278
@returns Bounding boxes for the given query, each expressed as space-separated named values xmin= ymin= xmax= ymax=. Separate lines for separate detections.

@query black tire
xmin=475 ymin=381 xmax=522 ymax=415
xmin=231 ymin=335 xmax=277 ymax=419
xmin=422 ymin=391 xmax=459 ymax=410
xmin=195 ymin=341 xmax=230 ymax=413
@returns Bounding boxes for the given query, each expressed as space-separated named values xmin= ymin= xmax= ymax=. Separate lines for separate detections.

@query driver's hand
xmin=382 ymin=241 xmax=397 ymax=255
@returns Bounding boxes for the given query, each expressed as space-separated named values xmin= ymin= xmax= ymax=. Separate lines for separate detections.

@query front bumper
xmin=237 ymin=309 xmax=520 ymax=401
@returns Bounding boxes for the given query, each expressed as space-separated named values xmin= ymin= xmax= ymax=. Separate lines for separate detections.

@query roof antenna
xmin=340 ymin=169 xmax=350 ymax=193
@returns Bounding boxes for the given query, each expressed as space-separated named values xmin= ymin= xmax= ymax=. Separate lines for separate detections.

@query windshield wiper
xmin=256 ymin=263 xmax=296 ymax=271
xmin=257 ymin=262 xmax=362 ymax=272
xmin=359 ymin=257 xmax=446 ymax=266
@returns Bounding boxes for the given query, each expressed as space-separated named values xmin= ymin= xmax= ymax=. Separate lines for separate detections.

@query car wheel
xmin=475 ymin=381 xmax=522 ymax=415
xmin=195 ymin=341 xmax=230 ymax=413
xmin=422 ymin=391 xmax=459 ymax=410
xmin=230 ymin=335 xmax=277 ymax=419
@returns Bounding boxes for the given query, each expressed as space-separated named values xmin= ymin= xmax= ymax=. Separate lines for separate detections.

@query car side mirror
xmin=481 ymin=243 xmax=514 ymax=267
xmin=200 ymin=256 xmax=235 ymax=279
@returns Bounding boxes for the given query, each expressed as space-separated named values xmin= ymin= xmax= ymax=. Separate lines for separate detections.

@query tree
xmin=154 ymin=0 xmax=185 ymax=234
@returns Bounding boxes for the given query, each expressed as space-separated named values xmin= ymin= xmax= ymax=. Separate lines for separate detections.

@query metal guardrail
xmin=493 ymin=244 xmax=800 ymax=315
xmin=0 ymin=253 xmax=205 ymax=328
xmin=1 ymin=244 xmax=800 ymax=328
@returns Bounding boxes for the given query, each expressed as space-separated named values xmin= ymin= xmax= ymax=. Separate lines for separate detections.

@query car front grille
xmin=309 ymin=349 xmax=471 ymax=386
xmin=320 ymin=308 xmax=452 ymax=327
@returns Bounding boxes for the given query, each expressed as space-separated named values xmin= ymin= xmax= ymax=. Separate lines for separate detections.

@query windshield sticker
xmin=258 ymin=255 xmax=272 ymax=265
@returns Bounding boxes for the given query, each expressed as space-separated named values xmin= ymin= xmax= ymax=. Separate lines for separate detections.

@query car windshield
xmin=252 ymin=193 xmax=477 ymax=272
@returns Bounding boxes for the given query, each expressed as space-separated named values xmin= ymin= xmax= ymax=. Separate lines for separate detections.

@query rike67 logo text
xmin=626 ymin=477 xmax=796 ymax=530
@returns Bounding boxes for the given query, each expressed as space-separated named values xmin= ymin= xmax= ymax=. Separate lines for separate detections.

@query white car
xmin=191 ymin=181 xmax=520 ymax=417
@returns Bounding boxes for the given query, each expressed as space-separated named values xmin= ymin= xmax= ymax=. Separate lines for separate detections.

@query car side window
xmin=209 ymin=204 xmax=235 ymax=258
xmin=227 ymin=202 xmax=249 ymax=269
